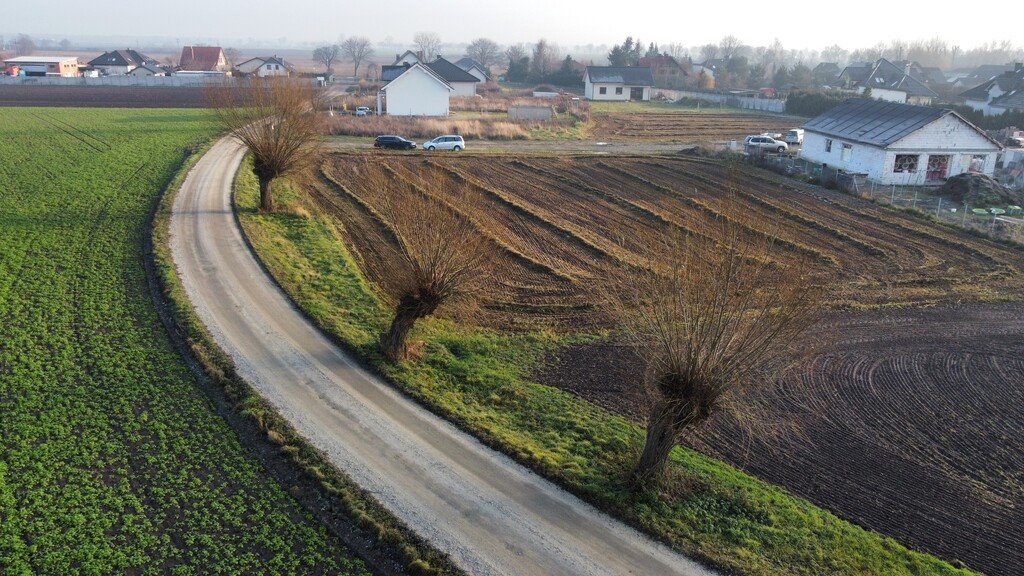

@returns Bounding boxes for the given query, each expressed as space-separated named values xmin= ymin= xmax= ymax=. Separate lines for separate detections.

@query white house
xmin=236 ymin=56 xmax=291 ymax=77
xmin=394 ymin=50 xmax=424 ymax=66
xmin=839 ymin=58 xmax=938 ymax=105
xmin=455 ymin=57 xmax=489 ymax=83
xmin=378 ymin=63 xmax=453 ymax=116
xmin=800 ymin=99 xmax=1003 ymax=186
xmin=583 ymin=66 xmax=654 ymax=101
xmin=961 ymin=64 xmax=1024 ymax=116
xmin=128 ymin=64 xmax=170 ymax=77
xmin=87 ymin=49 xmax=158 ymax=76
xmin=425 ymin=57 xmax=480 ymax=97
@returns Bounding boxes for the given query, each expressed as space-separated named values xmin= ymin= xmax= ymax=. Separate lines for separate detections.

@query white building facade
xmin=801 ymin=99 xmax=1002 ymax=186
xmin=583 ymin=66 xmax=654 ymax=101
xmin=379 ymin=64 xmax=452 ymax=116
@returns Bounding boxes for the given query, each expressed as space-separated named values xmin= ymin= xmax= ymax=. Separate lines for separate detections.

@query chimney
xmin=905 ymin=62 xmax=912 ymax=76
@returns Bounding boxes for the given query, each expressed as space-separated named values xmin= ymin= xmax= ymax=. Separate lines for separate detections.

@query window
xmin=599 ymin=87 xmax=607 ymax=95
xmin=894 ymin=154 xmax=919 ymax=173
xmin=615 ymin=87 xmax=623 ymax=95
xmin=968 ymin=154 xmax=986 ymax=173
xmin=841 ymin=143 xmax=853 ymax=162
xmin=825 ymin=138 xmax=833 ymax=153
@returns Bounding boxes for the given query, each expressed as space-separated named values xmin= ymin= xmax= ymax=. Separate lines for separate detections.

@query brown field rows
xmin=308 ymin=152 xmax=1024 ymax=574
xmin=590 ymin=111 xmax=798 ymax=141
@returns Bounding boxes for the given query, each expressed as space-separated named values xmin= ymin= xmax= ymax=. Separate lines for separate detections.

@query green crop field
xmin=0 ymin=109 xmax=368 ymax=575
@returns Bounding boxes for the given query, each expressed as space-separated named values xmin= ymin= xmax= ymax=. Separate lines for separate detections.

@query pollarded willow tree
xmin=206 ymin=77 xmax=324 ymax=211
xmin=604 ymin=202 xmax=823 ymax=486
xmin=361 ymin=164 xmax=501 ymax=361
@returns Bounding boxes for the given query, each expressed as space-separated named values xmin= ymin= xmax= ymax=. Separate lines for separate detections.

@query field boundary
xmin=148 ymin=142 xmax=460 ymax=576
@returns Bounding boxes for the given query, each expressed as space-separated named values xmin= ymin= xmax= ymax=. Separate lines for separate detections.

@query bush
xmin=785 ymin=89 xmax=850 ymax=117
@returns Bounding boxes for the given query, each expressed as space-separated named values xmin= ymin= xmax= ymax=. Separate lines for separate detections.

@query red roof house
xmin=178 ymin=46 xmax=228 ymax=72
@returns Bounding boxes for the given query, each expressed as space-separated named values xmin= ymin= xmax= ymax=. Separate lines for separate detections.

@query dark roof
xmin=840 ymin=62 xmax=873 ymax=84
xmin=455 ymin=57 xmax=485 ymax=71
xmin=381 ymin=64 xmax=408 ymax=82
xmin=178 ymin=46 xmax=224 ymax=71
xmin=584 ymin=66 xmax=655 ymax=86
xmin=382 ymin=62 xmax=452 ymax=90
xmin=918 ymin=66 xmax=948 ymax=86
xmin=961 ymin=67 xmax=1024 ymax=100
xmin=860 ymin=59 xmax=937 ymax=97
xmin=88 ymin=49 xmax=156 ymax=68
xmin=802 ymin=98 xmax=960 ymax=147
xmin=993 ymin=89 xmax=1024 ymax=111
xmin=425 ymin=57 xmax=480 ymax=83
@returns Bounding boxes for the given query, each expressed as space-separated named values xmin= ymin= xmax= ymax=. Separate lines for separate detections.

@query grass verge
xmin=233 ymin=161 xmax=977 ymax=576
xmin=150 ymin=143 xmax=460 ymax=576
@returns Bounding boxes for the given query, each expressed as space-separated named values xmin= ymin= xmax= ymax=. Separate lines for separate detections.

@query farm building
xmin=3 ymin=56 xmax=78 ymax=77
xmin=236 ymin=56 xmax=291 ymax=77
xmin=178 ymin=46 xmax=229 ymax=72
xmin=800 ymin=99 xmax=1002 ymax=186
xmin=961 ymin=63 xmax=1024 ymax=116
xmin=839 ymin=58 xmax=938 ymax=105
xmin=377 ymin=62 xmax=453 ymax=116
xmin=583 ymin=66 xmax=654 ymax=101
xmin=87 ymin=49 xmax=158 ymax=76
xmin=455 ymin=57 xmax=489 ymax=82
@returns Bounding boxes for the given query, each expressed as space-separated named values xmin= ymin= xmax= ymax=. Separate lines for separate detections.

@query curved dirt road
xmin=169 ymin=137 xmax=715 ymax=576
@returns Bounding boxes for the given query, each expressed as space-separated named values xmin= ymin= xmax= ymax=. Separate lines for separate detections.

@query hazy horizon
xmin=5 ymin=0 xmax=1020 ymax=53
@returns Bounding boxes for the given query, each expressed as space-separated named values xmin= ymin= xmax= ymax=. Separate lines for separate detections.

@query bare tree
xmin=820 ymin=44 xmax=848 ymax=65
xmin=505 ymin=43 xmax=527 ymax=64
xmin=413 ymin=32 xmax=442 ymax=61
xmin=362 ymin=165 xmax=500 ymax=361
xmin=699 ymin=43 xmax=718 ymax=63
xmin=14 ymin=34 xmax=35 ymax=56
xmin=530 ymin=38 xmax=559 ymax=79
xmin=223 ymin=47 xmax=241 ymax=68
xmin=602 ymin=203 xmax=822 ymax=487
xmin=719 ymin=35 xmax=743 ymax=61
xmin=664 ymin=43 xmax=688 ymax=61
xmin=207 ymin=78 xmax=324 ymax=212
xmin=465 ymin=37 xmax=501 ymax=72
xmin=313 ymin=44 xmax=341 ymax=74
xmin=341 ymin=36 xmax=374 ymax=78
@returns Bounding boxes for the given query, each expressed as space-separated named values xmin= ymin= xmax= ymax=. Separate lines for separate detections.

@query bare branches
xmin=313 ymin=44 xmax=341 ymax=74
xmin=341 ymin=37 xmax=374 ymax=78
xmin=602 ymin=195 xmax=823 ymax=485
xmin=466 ymin=38 xmax=501 ymax=71
xmin=206 ymin=78 xmax=325 ymax=211
xmin=413 ymin=32 xmax=442 ymax=62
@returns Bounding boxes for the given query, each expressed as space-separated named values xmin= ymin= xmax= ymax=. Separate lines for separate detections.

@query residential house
xmin=87 ymin=49 xmax=158 ymax=76
xmin=382 ymin=57 xmax=481 ymax=97
xmin=961 ymin=63 xmax=1024 ymax=116
xmin=377 ymin=62 xmax=453 ymax=116
xmin=3 ymin=56 xmax=78 ymax=77
xmin=178 ymin=46 xmax=229 ymax=72
xmin=800 ymin=98 xmax=1002 ymax=185
xmin=455 ymin=57 xmax=489 ymax=82
xmin=948 ymin=64 xmax=1015 ymax=89
xmin=394 ymin=50 xmax=424 ymax=66
xmin=583 ymin=66 xmax=654 ymax=101
xmin=839 ymin=58 xmax=938 ymax=105
xmin=637 ymin=55 xmax=691 ymax=89
xmin=236 ymin=56 xmax=291 ymax=77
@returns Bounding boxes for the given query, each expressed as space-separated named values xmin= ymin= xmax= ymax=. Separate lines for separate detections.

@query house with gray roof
xmin=800 ymin=98 xmax=1002 ymax=185
xmin=88 ymin=49 xmax=158 ymax=75
xmin=583 ymin=66 xmax=654 ymax=101
xmin=961 ymin=63 xmax=1024 ymax=116
xmin=455 ymin=57 xmax=489 ymax=82
xmin=839 ymin=58 xmax=938 ymax=105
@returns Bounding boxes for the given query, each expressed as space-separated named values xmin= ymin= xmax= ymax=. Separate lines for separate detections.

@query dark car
xmin=373 ymin=135 xmax=417 ymax=150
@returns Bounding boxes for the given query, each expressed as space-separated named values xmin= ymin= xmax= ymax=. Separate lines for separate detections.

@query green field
xmin=234 ymin=168 xmax=974 ymax=576
xmin=0 ymin=109 xmax=368 ymax=575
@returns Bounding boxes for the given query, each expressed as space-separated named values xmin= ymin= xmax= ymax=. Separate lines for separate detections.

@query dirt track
xmin=168 ymin=137 xmax=716 ymax=576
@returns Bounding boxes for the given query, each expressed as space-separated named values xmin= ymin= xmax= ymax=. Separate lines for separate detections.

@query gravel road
xmin=168 ymin=137 xmax=716 ymax=576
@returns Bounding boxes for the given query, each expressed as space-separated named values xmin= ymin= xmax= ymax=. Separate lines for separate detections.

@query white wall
xmin=384 ymin=67 xmax=450 ymax=116
xmin=802 ymin=131 xmax=889 ymax=179
xmin=465 ymin=67 xmax=487 ymax=83
xmin=256 ymin=63 xmax=289 ymax=77
xmin=584 ymin=79 xmax=649 ymax=101
xmin=449 ymin=81 xmax=476 ymax=97
xmin=858 ymin=86 xmax=907 ymax=103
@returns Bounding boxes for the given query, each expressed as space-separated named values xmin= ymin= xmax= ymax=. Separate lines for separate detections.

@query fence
xmin=745 ymin=151 xmax=1024 ymax=242
xmin=654 ymin=89 xmax=787 ymax=113
xmin=0 ymin=75 xmax=234 ymax=88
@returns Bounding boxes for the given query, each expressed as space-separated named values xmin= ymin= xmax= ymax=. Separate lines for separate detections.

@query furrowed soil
xmin=589 ymin=111 xmax=798 ymax=142
xmin=0 ymin=109 xmax=368 ymax=575
xmin=314 ymin=151 xmax=1024 ymax=575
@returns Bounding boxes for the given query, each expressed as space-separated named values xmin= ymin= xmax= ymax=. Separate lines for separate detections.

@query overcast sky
xmin=5 ymin=0 xmax=1017 ymax=50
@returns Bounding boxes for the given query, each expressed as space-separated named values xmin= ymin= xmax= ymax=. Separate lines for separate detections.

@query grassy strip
xmin=151 ymin=146 xmax=459 ymax=576
xmin=234 ymin=163 xmax=976 ymax=576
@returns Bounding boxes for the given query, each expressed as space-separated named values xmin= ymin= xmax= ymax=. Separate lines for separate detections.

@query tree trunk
xmin=632 ymin=399 xmax=688 ymax=488
xmin=380 ymin=308 xmax=419 ymax=362
xmin=258 ymin=175 xmax=274 ymax=212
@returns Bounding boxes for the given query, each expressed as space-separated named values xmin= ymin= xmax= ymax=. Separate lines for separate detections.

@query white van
xmin=784 ymin=129 xmax=804 ymax=145
xmin=424 ymin=135 xmax=465 ymax=151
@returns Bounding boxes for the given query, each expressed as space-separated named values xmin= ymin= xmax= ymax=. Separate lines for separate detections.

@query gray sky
xmin=5 ymin=0 xmax=1017 ymax=50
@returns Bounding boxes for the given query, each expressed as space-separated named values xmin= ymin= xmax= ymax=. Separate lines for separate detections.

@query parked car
xmin=373 ymin=135 xmax=416 ymax=150
xmin=355 ymin=106 xmax=371 ymax=116
xmin=423 ymin=135 xmax=465 ymax=151
xmin=744 ymin=135 xmax=788 ymax=153
xmin=784 ymin=128 xmax=804 ymax=145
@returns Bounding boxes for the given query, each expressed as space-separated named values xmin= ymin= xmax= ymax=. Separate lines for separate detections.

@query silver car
xmin=744 ymin=135 xmax=788 ymax=153
xmin=424 ymin=135 xmax=465 ymax=151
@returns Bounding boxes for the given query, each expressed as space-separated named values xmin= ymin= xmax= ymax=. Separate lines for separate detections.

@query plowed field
xmin=590 ymin=111 xmax=797 ymax=142
xmin=311 ymin=152 xmax=1024 ymax=575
